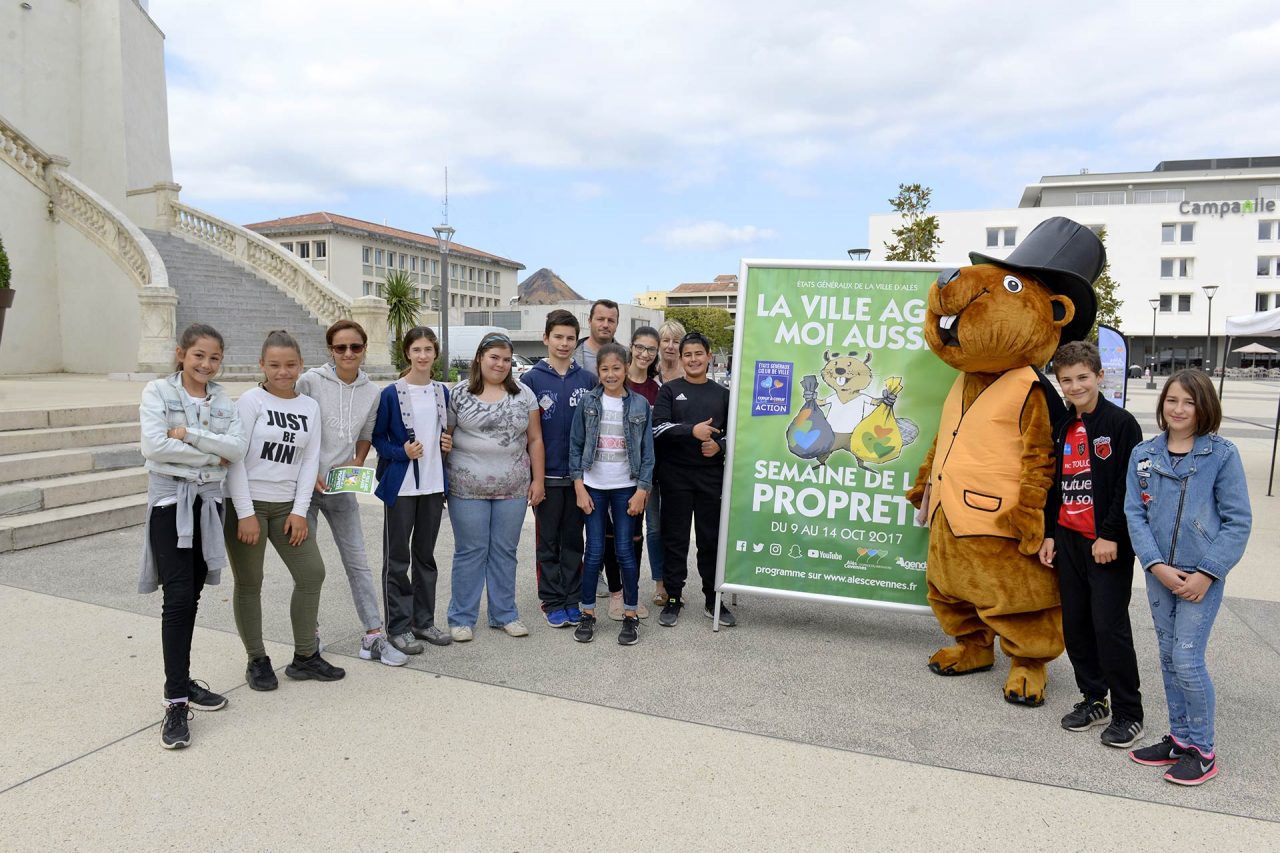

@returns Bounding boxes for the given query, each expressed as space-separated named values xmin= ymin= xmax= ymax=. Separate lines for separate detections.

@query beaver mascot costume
xmin=906 ymin=217 xmax=1103 ymax=706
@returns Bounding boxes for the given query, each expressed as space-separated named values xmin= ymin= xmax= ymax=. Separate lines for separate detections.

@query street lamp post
xmin=847 ymin=248 xmax=870 ymax=261
xmin=1202 ymin=284 xmax=1219 ymax=374
xmin=1148 ymin=297 xmax=1160 ymax=390
xmin=432 ymin=224 xmax=455 ymax=380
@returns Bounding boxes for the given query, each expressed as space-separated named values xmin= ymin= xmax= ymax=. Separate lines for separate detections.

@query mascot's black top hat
xmin=969 ymin=216 xmax=1104 ymax=345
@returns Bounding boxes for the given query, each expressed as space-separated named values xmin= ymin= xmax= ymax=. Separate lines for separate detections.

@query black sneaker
xmin=246 ymin=656 xmax=278 ymax=691
xmin=285 ymin=651 xmax=346 ymax=681
xmin=1164 ymin=745 xmax=1217 ymax=786
xmin=1060 ymin=697 xmax=1109 ymax=731
xmin=186 ymin=679 xmax=227 ymax=711
xmin=1101 ymin=716 xmax=1143 ymax=748
xmin=574 ymin=612 xmax=596 ymax=643
xmin=704 ymin=602 xmax=737 ymax=627
xmin=618 ymin=615 xmax=639 ymax=646
xmin=1130 ymin=735 xmax=1186 ymax=766
xmin=658 ymin=598 xmax=682 ymax=627
xmin=161 ymin=702 xmax=191 ymax=750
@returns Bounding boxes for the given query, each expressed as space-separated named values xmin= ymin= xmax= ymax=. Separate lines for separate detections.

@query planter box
xmin=0 ymin=288 xmax=13 ymax=347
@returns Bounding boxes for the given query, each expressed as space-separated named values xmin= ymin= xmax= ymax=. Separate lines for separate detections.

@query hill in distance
xmin=517 ymin=268 xmax=585 ymax=304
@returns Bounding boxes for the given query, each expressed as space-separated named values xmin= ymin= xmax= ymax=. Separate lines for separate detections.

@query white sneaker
xmin=501 ymin=620 xmax=529 ymax=637
xmin=359 ymin=633 xmax=408 ymax=666
xmin=450 ymin=625 xmax=474 ymax=643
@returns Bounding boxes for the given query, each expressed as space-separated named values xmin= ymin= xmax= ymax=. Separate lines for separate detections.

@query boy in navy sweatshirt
xmin=1040 ymin=341 xmax=1144 ymax=748
xmin=522 ymin=309 xmax=597 ymax=627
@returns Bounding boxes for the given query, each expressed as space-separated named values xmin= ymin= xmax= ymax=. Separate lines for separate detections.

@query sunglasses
xmin=330 ymin=343 xmax=366 ymax=354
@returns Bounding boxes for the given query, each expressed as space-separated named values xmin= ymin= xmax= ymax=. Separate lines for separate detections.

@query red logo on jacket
xmin=1092 ymin=436 xmax=1112 ymax=460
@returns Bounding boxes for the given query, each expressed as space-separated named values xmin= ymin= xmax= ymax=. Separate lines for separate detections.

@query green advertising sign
xmin=718 ymin=261 xmax=956 ymax=612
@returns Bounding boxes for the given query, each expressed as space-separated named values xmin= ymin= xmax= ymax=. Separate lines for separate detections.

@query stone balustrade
xmin=0 ymin=112 xmax=52 ymax=190
xmin=167 ymin=200 xmax=390 ymax=367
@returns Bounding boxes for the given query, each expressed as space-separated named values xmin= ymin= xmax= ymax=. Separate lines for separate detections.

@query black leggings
xmin=602 ymin=511 xmax=644 ymax=594
xmin=150 ymin=498 xmax=212 ymax=700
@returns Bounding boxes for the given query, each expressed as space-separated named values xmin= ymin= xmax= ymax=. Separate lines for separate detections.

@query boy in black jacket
xmin=652 ymin=332 xmax=733 ymax=627
xmin=1040 ymin=341 xmax=1144 ymax=747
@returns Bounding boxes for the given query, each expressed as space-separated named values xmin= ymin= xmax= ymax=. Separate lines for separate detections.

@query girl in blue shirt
xmin=1125 ymin=370 xmax=1251 ymax=786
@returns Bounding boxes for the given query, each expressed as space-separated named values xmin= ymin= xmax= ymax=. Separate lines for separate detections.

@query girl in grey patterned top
xmin=444 ymin=333 xmax=545 ymax=640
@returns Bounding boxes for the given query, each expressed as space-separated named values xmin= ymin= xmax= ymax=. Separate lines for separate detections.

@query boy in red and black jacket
xmin=1040 ymin=341 xmax=1145 ymax=749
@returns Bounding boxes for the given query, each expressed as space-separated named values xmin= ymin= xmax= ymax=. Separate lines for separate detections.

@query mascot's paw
xmin=1003 ymin=504 xmax=1045 ymax=556
xmin=905 ymin=484 xmax=925 ymax=509
xmin=1002 ymin=662 xmax=1048 ymax=707
xmin=927 ymin=643 xmax=995 ymax=676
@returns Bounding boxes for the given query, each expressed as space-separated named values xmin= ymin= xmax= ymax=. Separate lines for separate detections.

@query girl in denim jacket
xmin=1125 ymin=370 xmax=1251 ymax=786
xmin=138 ymin=323 xmax=247 ymax=749
xmin=569 ymin=343 xmax=655 ymax=645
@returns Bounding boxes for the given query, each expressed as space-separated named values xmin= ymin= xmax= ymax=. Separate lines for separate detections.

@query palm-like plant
xmin=383 ymin=270 xmax=421 ymax=369
xmin=0 ymin=234 xmax=11 ymax=289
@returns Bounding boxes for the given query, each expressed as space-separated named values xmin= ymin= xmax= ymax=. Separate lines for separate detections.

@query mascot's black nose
xmin=936 ymin=268 xmax=960 ymax=289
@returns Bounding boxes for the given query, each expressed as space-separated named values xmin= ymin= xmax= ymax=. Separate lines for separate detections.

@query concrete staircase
xmin=0 ymin=405 xmax=147 ymax=552
xmin=143 ymin=229 xmax=331 ymax=374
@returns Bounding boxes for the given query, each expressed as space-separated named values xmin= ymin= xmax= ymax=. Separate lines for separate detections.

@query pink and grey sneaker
xmin=1163 ymin=745 xmax=1218 ymax=786
xmin=1129 ymin=734 xmax=1186 ymax=766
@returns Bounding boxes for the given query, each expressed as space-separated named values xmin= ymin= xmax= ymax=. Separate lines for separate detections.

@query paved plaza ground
xmin=1 ymin=376 xmax=1279 ymax=850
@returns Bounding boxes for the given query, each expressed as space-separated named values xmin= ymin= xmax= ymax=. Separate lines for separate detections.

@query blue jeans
xmin=447 ymin=496 xmax=527 ymax=628
xmin=1144 ymin=570 xmax=1225 ymax=754
xmin=582 ymin=486 xmax=639 ymax=611
xmin=645 ymin=483 xmax=663 ymax=582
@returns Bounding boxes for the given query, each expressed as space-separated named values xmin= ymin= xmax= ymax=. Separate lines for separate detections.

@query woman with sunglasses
xmin=446 ymin=332 xmax=546 ymax=640
xmin=627 ymin=326 xmax=666 ymax=604
xmin=296 ymin=320 xmax=408 ymax=667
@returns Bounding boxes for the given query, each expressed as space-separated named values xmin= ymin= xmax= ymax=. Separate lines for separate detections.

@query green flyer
xmin=324 ymin=466 xmax=377 ymax=495
xmin=718 ymin=261 xmax=955 ymax=612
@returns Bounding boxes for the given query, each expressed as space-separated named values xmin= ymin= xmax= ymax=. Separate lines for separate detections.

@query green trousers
xmin=224 ymin=500 xmax=326 ymax=659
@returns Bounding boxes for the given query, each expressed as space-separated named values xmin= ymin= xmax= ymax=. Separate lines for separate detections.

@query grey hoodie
xmin=296 ymin=363 xmax=380 ymax=475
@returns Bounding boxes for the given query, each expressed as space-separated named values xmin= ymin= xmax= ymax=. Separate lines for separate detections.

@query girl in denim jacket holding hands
xmin=569 ymin=343 xmax=655 ymax=646
xmin=1125 ymin=370 xmax=1251 ymax=786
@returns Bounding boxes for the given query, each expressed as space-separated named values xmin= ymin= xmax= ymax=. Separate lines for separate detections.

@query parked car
xmin=511 ymin=353 xmax=535 ymax=378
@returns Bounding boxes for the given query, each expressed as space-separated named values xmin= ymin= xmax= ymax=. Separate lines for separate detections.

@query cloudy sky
xmin=156 ymin=0 xmax=1280 ymax=302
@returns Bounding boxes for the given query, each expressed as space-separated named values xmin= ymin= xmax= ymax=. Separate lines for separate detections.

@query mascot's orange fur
xmin=907 ymin=217 xmax=1102 ymax=707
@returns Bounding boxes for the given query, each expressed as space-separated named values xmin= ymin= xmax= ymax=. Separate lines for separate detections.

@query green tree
xmin=883 ymin=183 xmax=943 ymax=262
xmin=383 ymin=270 xmax=421 ymax=370
xmin=662 ymin=306 xmax=734 ymax=352
xmin=1089 ymin=228 xmax=1122 ymax=341
xmin=0 ymin=234 xmax=11 ymax=289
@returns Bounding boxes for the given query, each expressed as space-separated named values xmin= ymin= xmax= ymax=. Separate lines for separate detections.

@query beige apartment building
xmin=634 ymin=274 xmax=739 ymax=319
xmin=245 ymin=212 xmax=525 ymax=322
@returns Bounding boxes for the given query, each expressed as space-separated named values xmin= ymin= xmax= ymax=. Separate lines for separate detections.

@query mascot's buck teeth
xmin=938 ymin=315 xmax=958 ymax=330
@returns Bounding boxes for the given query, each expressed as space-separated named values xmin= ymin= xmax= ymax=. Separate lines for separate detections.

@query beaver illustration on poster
xmin=786 ymin=350 xmax=917 ymax=468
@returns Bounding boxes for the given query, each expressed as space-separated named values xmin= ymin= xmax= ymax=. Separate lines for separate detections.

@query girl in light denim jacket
xmin=138 ymin=323 xmax=247 ymax=749
xmin=1124 ymin=370 xmax=1251 ymax=786
xmin=569 ymin=343 xmax=655 ymax=645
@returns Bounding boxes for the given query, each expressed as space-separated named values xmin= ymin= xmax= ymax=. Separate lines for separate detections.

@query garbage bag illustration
xmin=786 ymin=374 xmax=836 ymax=459
xmin=849 ymin=377 xmax=918 ymax=465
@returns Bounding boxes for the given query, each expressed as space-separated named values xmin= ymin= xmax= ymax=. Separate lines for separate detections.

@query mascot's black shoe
xmin=928 ymin=661 xmax=993 ymax=676
xmin=1003 ymin=688 xmax=1046 ymax=708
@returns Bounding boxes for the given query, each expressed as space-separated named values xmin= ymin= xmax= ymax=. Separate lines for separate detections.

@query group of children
xmin=522 ymin=306 xmax=731 ymax=644
xmin=139 ymin=306 xmax=731 ymax=749
xmin=1040 ymin=341 xmax=1251 ymax=787
xmin=139 ymin=316 xmax=1251 ymax=787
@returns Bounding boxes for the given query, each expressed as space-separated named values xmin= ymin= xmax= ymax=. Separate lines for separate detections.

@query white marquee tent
xmin=1222 ymin=308 xmax=1280 ymax=495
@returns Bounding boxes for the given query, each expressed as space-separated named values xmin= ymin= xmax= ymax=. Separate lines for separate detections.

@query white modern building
xmin=244 ymin=212 xmax=524 ymax=325
xmin=869 ymin=157 xmax=1280 ymax=372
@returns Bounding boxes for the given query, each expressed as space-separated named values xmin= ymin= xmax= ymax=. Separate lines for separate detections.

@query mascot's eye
xmin=1003 ymin=275 xmax=1024 ymax=294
